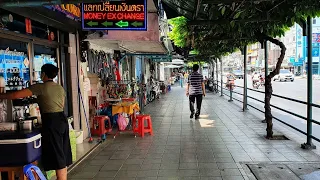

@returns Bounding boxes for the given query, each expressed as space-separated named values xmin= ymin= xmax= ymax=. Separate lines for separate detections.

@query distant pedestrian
xmin=186 ymin=64 xmax=206 ymax=119
xmin=180 ymin=73 xmax=184 ymax=88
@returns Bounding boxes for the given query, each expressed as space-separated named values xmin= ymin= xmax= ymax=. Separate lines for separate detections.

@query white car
xmin=273 ymin=69 xmax=294 ymax=82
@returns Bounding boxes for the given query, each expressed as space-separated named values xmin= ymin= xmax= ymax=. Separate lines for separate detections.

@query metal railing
xmin=215 ymin=80 xmax=320 ymax=143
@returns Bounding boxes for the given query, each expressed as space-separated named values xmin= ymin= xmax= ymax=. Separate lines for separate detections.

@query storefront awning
xmin=86 ymin=39 xmax=168 ymax=55
xmin=119 ymin=41 xmax=168 ymax=54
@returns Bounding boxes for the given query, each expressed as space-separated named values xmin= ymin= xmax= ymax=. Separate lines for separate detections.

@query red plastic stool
xmin=91 ymin=116 xmax=112 ymax=138
xmin=136 ymin=114 xmax=154 ymax=138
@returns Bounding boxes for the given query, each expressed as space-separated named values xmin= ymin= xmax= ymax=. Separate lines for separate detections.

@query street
xmin=219 ymin=76 xmax=320 ymax=140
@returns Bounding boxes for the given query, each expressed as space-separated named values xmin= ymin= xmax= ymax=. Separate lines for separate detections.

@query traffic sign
xmin=82 ymin=0 xmax=147 ymax=31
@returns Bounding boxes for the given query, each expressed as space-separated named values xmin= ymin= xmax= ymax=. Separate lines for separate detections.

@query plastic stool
xmin=91 ymin=116 xmax=112 ymax=138
xmin=23 ymin=164 xmax=46 ymax=180
xmin=136 ymin=115 xmax=154 ymax=138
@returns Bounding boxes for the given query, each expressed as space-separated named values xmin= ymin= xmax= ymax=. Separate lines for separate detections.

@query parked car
xmin=273 ymin=69 xmax=294 ymax=82
xmin=232 ymin=70 xmax=244 ymax=79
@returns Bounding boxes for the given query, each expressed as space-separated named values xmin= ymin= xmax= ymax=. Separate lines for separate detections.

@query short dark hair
xmin=193 ymin=64 xmax=199 ymax=72
xmin=41 ymin=64 xmax=59 ymax=79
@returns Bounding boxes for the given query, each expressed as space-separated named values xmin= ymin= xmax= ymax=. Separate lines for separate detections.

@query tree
xmin=166 ymin=0 xmax=320 ymax=139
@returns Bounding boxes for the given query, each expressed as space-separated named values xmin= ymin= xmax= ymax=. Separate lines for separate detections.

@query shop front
xmin=0 ymin=5 xmax=97 ymax=179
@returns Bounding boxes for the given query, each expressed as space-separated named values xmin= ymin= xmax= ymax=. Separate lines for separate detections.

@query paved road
xmin=218 ymin=75 xmax=320 ymax=140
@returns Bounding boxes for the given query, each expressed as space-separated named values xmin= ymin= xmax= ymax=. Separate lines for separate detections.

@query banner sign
xmin=151 ymin=55 xmax=172 ymax=62
xmin=45 ymin=4 xmax=81 ymax=21
xmin=82 ymin=0 xmax=147 ymax=31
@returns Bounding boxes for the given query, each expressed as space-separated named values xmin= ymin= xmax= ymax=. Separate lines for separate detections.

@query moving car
xmin=232 ymin=70 xmax=244 ymax=79
xmin=273 ymin=69 xmax=294 ymax=82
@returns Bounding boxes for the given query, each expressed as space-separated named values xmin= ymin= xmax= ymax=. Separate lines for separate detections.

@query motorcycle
xmin=207 ymin=78 xmax=214 ymax=92
xmin=253 ymin=76 xmax=264 ymax=89
xmin=149 ymin=81 xmax=161 ymax=102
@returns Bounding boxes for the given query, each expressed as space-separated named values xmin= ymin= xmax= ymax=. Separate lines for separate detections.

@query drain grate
xmin=247 ymin=164 xmax=300 ymax=180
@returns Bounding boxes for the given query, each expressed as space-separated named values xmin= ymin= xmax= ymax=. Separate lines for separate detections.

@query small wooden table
xmin=0 ymin=161 xmax=37 ymax=180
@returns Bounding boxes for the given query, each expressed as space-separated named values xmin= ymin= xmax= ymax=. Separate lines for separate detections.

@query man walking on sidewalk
xmin=186 ymin=64 xmax=206 ymax=119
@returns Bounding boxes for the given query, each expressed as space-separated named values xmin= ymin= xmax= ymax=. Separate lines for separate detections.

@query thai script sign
xmin=82 ymin=0 xmax=147 ymax=31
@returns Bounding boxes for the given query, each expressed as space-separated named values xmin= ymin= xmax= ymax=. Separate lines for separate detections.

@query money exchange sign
xmin=82 ymin=0 xmax=147 ymax=31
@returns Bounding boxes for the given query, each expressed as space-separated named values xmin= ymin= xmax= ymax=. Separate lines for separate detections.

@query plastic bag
xmin=117 ymin=113 xmax=128 ymax=131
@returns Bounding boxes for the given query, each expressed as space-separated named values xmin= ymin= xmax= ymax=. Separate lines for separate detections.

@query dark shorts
xmin=41 ymin=112 xmax=72 ymax=171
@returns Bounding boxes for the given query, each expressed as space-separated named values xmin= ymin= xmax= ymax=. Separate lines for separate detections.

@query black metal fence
xmin=216 ymin=80 xmax=320 ymax=143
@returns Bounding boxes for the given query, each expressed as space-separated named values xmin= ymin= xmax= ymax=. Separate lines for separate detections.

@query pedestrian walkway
xmin=69 ymin=86 xmax=320 ymax=180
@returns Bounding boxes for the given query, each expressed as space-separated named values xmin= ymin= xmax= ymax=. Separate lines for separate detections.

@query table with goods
xmin=94 ymin=81 xmax=142 ymax=139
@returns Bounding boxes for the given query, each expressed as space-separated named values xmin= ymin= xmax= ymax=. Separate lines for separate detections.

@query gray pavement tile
xmin=125 ymin=159 xmax=145 ymax=165
xmin=179 ymin=163 xmax=198 ymax=169
xmin=200 ymin=177 xmax=223 ymax=180
xmin=199 ymin=169 xmax=221 ymax=176
xmin=198 ymin=163 xmax=219 ymax=169
xmin=178 ymin=170 xmax=199 ymax=177
xmin=158 ymin=170 xmax=180 ymax=177
xmin=88 ymin=159 xmax=109 ymax=166
xmin=140 ymin=163 xmax=161 ymax=170
xmin=136 ymin=177 xmax=158 ymax=180
xmin=217 ymin=163 xmax=238 ymax=169
xmin=94 ymin=171 xmax=118 ymax=178
xmin=116 ymin=170 xmax=139 ymax=178
xmin=136 ymin=170 xmax=159 ymax=177
xmin=101 ymin=163 xmax=123 ymax=171
xmin=222 ymin=176 xmax=245 ymax=180
xmin=220 ymin=169 xmax=242 ymax=176
xmin=160 ymin=163 xmax=179 ymax=170
xmin=71 ymin=171 xmax=98 ymax=179
xmin=157 ymin=177 xmax=179 ymax=180
xmin=120 ymin=164 xmax=141 ymax=171
xmin=80 ymin=165 xmax=103 ymax=172
xmin=114 ymin=177 xmax=136 ymax=180
xmin=215 ymin=157 xmax=235 ymax=163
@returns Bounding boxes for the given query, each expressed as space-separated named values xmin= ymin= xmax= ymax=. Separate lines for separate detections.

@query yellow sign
xmin=60 ymin=4 xmax=81 ymax=18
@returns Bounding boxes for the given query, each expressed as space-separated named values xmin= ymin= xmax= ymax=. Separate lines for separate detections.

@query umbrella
xmin=164 ymin=65 xmax=181 ymax=69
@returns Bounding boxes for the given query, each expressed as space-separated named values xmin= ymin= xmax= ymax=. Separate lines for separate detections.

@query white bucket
xmin=75 ymin=130 xmax=83 ymax=144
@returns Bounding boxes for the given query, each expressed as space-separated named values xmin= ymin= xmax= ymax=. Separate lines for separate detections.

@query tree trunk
xmin=257 ymin=33 xmax=286 ymax=139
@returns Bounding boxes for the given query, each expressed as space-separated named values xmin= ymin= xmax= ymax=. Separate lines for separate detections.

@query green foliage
xmin=168 ymin=16 xmax=189 ymax=48
xmin=187 ymin=61 xmax=206 ymax=67
xmin=167 ymin=0 xmax=320 ymax=59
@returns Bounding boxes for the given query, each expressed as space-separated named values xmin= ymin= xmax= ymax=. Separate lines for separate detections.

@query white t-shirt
xmin=252 ymin=73 xmax=260 ymax=81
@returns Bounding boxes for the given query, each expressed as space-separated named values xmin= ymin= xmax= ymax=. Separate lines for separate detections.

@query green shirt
xmin=28 ymin=82 xmax=65 ymax=113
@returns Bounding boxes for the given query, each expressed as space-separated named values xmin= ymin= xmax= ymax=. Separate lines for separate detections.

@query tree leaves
xmin=233 ymin=11 xmax=242 ymax=19
xmin=221 ymin=6 xmax=226 ymax=16
xmin=167 ymin=0 xmax=320 ymax=59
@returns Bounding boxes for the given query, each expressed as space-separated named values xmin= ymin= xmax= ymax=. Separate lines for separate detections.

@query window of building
xmin=33 ymin=44 xmax=58 ymax=83
xmin=0 ymin=38 xmax=29 ymax=91
xmin=313 ymin=19 xmax=317 ymax=24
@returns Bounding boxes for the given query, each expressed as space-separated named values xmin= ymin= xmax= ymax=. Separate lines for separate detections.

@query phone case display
xmin=0 ymin=49 xmax=29 ymax=91
xmin=33 ymin=54 xmax=58 ymax=83
xmin=105 ymin=81 xmax=137 ymax=99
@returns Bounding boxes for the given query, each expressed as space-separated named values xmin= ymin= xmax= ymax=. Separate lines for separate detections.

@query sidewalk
xmin=69 ymin=86 xmax=320 ymax=180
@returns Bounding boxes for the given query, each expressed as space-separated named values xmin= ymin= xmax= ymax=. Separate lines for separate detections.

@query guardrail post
xmin=243 ymin=45 xmax=248 ymax=111
xmin=302 ymin=17 xmax=316 ymax=149
xmin=216 ymin=59 xmax=219 ymax=91
xmin=220 ymin=58 xmax=224 ymax=96
xmin=139 ymin=55 xmax=145 ymax=114
xmin=262 ymin=40 xmax=269 ymax=123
